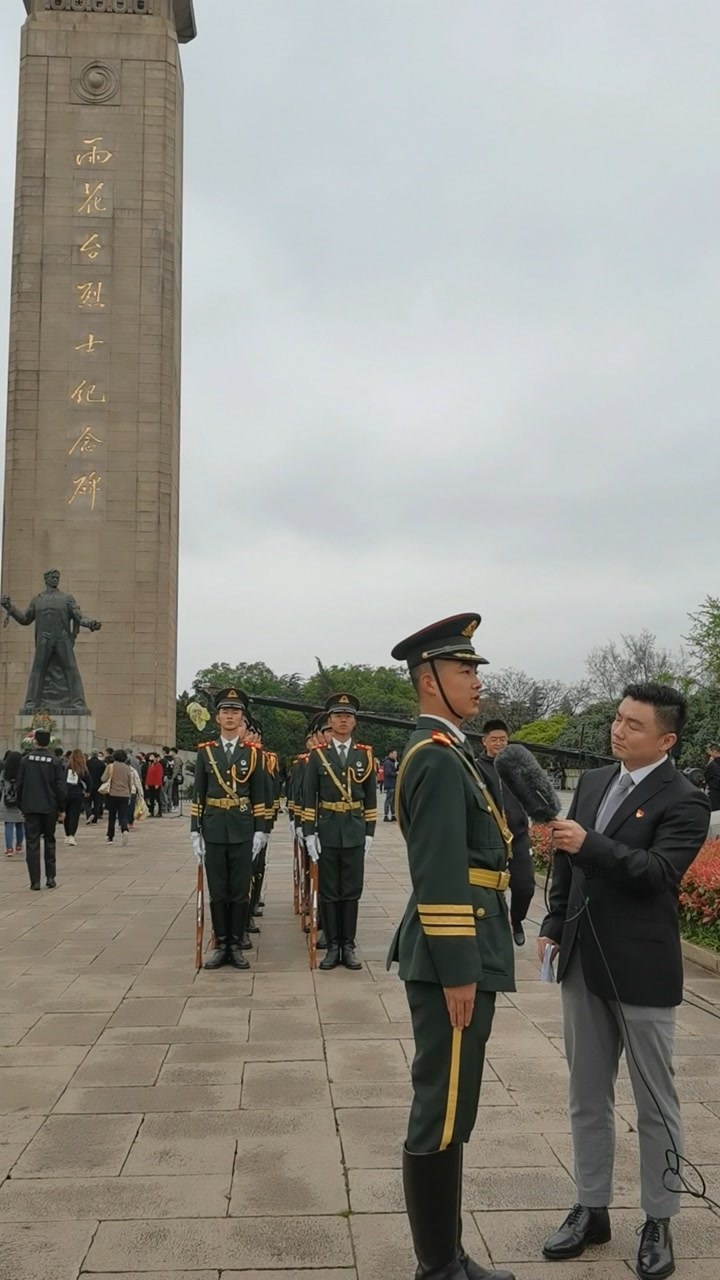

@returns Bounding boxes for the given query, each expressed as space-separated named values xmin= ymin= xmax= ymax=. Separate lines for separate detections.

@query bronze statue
xmin=1 ymin=569 xmax=101 ymax=714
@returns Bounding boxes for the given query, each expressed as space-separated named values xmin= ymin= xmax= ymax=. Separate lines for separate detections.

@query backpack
xmin=2 ymin=778 xmax=18 ymax=809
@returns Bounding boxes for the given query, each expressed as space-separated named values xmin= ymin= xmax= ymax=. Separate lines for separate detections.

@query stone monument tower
xmin=0 ymin=0 xmax=196 ymax=748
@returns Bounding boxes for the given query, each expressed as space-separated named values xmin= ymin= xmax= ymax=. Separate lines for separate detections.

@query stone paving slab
xmin=1 ymin=812 xmax=720 ymax=1280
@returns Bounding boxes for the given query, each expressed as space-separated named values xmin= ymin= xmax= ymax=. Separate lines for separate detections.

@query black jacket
xmin=541 ymin=758 xmax=710 ymax=1006
xmin=86 ymin=756 xmax=106 ymax=790
xmin=17 ymin=749 xmax=67 ymax=815
xmin=479 ymin=752 xmax=532 ymax=862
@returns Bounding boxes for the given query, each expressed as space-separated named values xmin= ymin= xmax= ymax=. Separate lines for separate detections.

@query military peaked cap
xmin=391 ymin=613 xmax=488 ymax=669
xmin=325 ymin=692 xmax=360 ymax=715
xmin=214 ymin=687 xmax=250 ymax=712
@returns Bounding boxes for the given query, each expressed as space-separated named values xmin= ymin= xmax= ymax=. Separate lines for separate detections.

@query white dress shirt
xmin=422 ymin=715 xmax=466 ymax=744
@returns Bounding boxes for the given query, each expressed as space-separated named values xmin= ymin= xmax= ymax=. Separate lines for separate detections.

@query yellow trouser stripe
xmin=439 ymin=1027 xmax=463 ymax=1150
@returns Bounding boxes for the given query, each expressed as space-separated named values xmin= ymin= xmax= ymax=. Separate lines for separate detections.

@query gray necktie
xmin=596 ymin=772 xmax=634 ymax=832
xmin=225 ymin=741 xmax=234 ymax=761
xmin=338 ymin=744 xmax=347 ymax=767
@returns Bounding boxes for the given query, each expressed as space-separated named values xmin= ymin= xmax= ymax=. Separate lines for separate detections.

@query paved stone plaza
xmin=1 ymin=814 xmax=720 ymax=1280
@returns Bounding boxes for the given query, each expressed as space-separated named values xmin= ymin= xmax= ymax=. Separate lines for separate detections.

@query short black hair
xmin=482 ymin=718 xmax=509 ymax=736
xmin=113 ymin=749 xmax=127 ymax=763
xmin=622 ymin=683 xmax=687 ymax=737
xmin=35 ymin=730 xmax=51 ymax=747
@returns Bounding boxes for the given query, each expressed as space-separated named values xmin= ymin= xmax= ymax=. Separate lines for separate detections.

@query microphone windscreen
xmin=494 ymin=744 xmax=561 ymax=822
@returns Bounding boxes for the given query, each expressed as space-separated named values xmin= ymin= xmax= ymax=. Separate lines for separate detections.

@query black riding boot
xmin=228 ymin=902 xmax=250 ymax=970
xmin=204 ymin=902 xmax=228 ymax=969
xmin=319 ymin=901 xmax=340 ymax=970
xmin=341 ymin=900 xmax=362 ymax=970
xmin=402 ymin=1144 xmax=466 ymax=1280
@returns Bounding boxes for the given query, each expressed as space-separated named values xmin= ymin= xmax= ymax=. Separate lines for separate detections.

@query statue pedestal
xmin=15 ymin=715 xmax=96 ymax=756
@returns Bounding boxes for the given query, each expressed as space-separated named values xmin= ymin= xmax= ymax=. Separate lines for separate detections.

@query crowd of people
xmin=0 ymin=738 xmax=186 ymax=884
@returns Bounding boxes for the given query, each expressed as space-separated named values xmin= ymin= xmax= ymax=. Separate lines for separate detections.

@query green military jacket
xmin=191 ymin=739 xmax=267 ymax=844
xmin=387 ymin=717 xmax=515 ymax=992
xmin=290 ymin=754 xmax=307 ymax=831
xmin=264 ymin=750 xmax=281 ymax=828
xmin=302 ymin=741 xmax=377 ymax=847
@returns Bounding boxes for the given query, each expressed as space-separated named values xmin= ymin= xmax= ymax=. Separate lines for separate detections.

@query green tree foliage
xmin=685 ymin=597 xmax=720 ymax=687
xmin=177 ymin=659 xmax=417 ymax=764
xmin=555 ymin=701 xmax=615 ymax=757
xmin=512 ymin=714 xmax=568 ymax=746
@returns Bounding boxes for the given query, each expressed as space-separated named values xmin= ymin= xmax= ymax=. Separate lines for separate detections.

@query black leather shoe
xmin=637 ymin=1217 xmax=674 ymax=1279
xmin=342 ymin=943 xmax=362 ymax=971
xmin=459 ymin=1247 xmax=514 ymax=1280
xmin=240 ymin=931 xmax=252 ymax=951
xmin=30 ymin=883 xmax=41 ymax=891
xmin=512 ymin=926 xmax=525 ymax=946
xmin=227 ymin=945 xmax=250 ymax=971
xmin=204 ymin=943 xmax=228 ymax=970
xmin=46 ymin=878 xmax=57 ymax=889
xmin=319 ymin=943 xmax=340 ymax=970
xmin=543 ymin=1205 xmax=611 ymax=1260
xmin=247 ymin=921 xmax=260 ymax=934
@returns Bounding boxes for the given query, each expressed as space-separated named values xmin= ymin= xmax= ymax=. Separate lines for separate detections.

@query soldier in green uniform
xmin=388 ymin=616 xmax=515 ymax=1280
xmin=190 ymin=689 xmax=268 ymax=971
xmin=302 ymin=694 xmax=377 ymax=972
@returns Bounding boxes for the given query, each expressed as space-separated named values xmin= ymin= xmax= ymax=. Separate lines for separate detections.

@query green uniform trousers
xmin=204 ymin=840 xmax=252 ymax=906
xmin=319 ymin=844 xmax=364 ymax=902
xmin=405 ymin=980 xmax=496 ymax=1153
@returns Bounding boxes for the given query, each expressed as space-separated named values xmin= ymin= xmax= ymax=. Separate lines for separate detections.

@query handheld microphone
xmin=494 ymin=744 xmax=561 ymax=821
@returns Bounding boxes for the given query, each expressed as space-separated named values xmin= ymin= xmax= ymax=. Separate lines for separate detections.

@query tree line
xmin=176 ymin=596 xmax=720 ymax=768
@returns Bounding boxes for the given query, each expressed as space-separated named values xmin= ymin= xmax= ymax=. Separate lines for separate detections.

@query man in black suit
xmin=479 ymin=718 xmax=535 ymax=947
xmin=538 ymin=683 xmax=710 ymax=1280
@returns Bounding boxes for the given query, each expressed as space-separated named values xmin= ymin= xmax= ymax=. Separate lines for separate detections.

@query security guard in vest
xmin=302 ymin=693 xmax=377 ymax=971
xmin=190 ymin=688 xmax=268 ymax=970
xmin=387 ymin=616 xmax=515 ymax=1280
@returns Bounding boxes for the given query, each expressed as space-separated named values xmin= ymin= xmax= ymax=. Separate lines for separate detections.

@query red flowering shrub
xmin=530 ymin=823 xmax=554 ymax=870
xmin=531 ymin=825 xmax=720 ymax=947
xmin=679 ymin=838 xmax=720 ymax=929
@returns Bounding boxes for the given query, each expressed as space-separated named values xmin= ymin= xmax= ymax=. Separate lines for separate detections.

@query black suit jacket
xmin=541 ymin=758 xmax=710 ymax=1006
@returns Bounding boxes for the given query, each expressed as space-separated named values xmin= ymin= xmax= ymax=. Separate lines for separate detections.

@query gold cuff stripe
xmin=439 ymin=1028 xmax=463 ymax=1151
xmin=423 ymin=926 xmax=476 ymax=937
xmin=417 ymin=904 xmax=473 ymax=915
xmin=419 ymin=915 xmax=477 ymax=927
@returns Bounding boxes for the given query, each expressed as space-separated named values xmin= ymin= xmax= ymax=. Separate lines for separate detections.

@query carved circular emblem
xmin=73 ymin=61 xmax=120 ymax=105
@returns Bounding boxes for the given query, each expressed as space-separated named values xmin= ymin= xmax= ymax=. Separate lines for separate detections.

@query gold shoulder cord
xmin=315 ymin=748 xmax=354 ymax=805
xmin=394 ymin=738 xmax=512 ymax=856
xmin=204 ymin=743 xmax=257 ymax=803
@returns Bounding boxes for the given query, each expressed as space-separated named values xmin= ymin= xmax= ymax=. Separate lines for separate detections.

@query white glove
xmin=252 ymin=831 xmax=267 ymax=860
xmin=305 ymin=833 xmax=320 ymax=863
xmin=288 ymin=814 xmax=295 ymax=836
xmin=295 ymin=827 xmax=305 ymax=847
xmin=191 ymin=832 xmax=205 ymax=864
xmin=364 ymin=836 xmax=374 ymax=855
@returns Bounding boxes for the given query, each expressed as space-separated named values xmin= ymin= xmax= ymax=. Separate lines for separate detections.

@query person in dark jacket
xmin=16 ymin=729 xmax=66 ymax=890
xmin=479 ymin=718 xmax=536 ymax=946
xmin=63 ymin=749 xmax=92 ymax=846
xmin=86 ymin=751 xmax=106 ymax=824
xmin=704 ymin=743 xmax=720 ymax=810
xmin=382 ymin=749 xmax=399 ymax=821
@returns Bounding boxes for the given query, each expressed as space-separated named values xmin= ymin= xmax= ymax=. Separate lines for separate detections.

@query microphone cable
xmin=542 ymin=842 xmax=720 ymax=1215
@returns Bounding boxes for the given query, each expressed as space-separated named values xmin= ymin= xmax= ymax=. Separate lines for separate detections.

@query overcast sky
xmin=0 ymin=2 xmax=717 ymax=691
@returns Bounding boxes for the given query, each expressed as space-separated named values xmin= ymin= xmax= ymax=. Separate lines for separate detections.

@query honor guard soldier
xmin=302 ymin=693 xmax=377 ymax=971
xmin=190 ymin=689 xmax=268 ymax=970
xmin=387 ymin=616 xmax=515 ymax=1280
